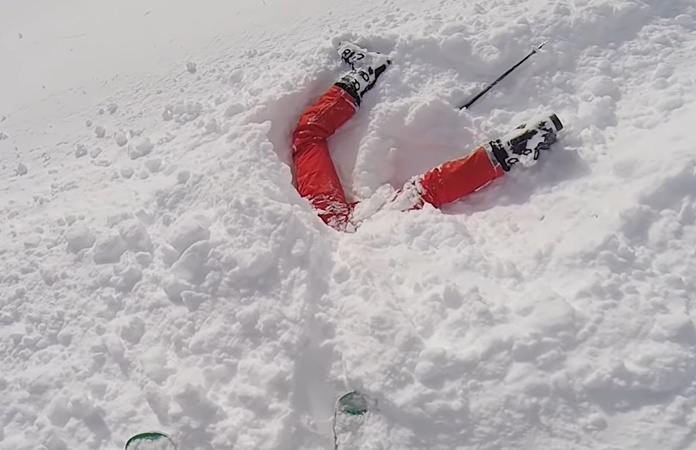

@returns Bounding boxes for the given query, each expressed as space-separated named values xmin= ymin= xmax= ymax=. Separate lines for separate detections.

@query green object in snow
xmin=333 ymin=391 xmax=374 ymax=450
xmin=336 ymin=391 xmax=369 ymax=416
xmin=125 ymin=431 xmax=177 ymax=450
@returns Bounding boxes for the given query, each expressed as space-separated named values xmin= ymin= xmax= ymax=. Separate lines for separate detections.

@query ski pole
xmin=459 ymin=40 xmax=548 ymax=110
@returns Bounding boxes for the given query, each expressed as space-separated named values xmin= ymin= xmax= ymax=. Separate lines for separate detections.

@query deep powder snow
xmin=2 ymin=0 xmax=696 ymax=449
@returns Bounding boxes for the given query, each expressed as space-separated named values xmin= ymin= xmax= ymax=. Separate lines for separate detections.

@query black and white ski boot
xmin=489 ymin=114 xmax=563 ymax=171
xmin=335 ymin=41 xmax=391 ymax=105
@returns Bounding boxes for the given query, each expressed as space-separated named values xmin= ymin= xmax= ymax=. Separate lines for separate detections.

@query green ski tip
xmin=125 ymin=431 xmax=177 ymax=450
xmin=337 ymin=391 xmax=369 ymax=416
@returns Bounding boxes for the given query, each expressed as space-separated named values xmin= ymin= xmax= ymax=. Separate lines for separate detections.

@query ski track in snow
xmin=2 ymin=0 xmax=696 ymax=449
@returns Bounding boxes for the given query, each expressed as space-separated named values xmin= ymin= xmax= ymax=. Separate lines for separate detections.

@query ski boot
xmin=335 ymin=41 xmax=391 ymax=105
xmin=488 ymin=114 xmax=563 ymax=171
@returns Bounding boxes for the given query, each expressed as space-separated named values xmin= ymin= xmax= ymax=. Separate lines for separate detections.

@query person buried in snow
xmin=291 ymin=41 xmax=563 ymax=231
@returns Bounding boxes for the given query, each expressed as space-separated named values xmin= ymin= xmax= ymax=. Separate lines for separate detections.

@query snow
xmin=2 ymin=0 xmax=696 ymax=449
xmin=115 ymin=131 xmax=129 ymax=148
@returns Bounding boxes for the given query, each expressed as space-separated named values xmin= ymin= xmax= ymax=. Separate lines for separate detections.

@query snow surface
xmin=2 ymin=0 xmax=696 ymax=449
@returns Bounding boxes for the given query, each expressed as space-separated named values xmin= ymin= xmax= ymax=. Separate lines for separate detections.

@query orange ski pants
xmin=292 ymin=85 xmax=505 ymax=230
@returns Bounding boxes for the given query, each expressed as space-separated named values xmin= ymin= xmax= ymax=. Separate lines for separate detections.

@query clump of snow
xmin=214 ymin=94 xmax=227 ymax=105
xmin=118 ymin=219 xmax=153 ymax=252
xmin=159 ymin=244 xmax=180 ymax=266
xmin=110 ymin=262 xmax=142 ymax=292
xmin=162 ymin=101 xmax=203 ymax=123
xmin=176 ymin=170 xmax=190 ymax=184
xmin=24 ymin=234 xmax=41 ymax=248
xmin=186 ymin=61 xmax=197 ymax=73
xmin=114 ymin=131 xmax=128 ymax=147
xmin=92 ymin=230 xmax=127 ymax=264
xmin=204 ymin=118 xmax=219 ymax=133
xmin=120 ymin=166 xmax=134 ymax=178
xmin=162 ymin=274 xmax=192 ymax=302
xmin=107 ymin=103 xmax=118 ymax=114
xmin=65 ymin=224 xmax=96 ymax=252
xmin=675 ymin=14 xmax=693 ymax=26
xmin=128 ymin=137 xmax=154 ymax=160
xmin=75 ymin=143 xmax=88 ymax=158
xmin=135 ymin=252 xmax=153 ymax=267
xmin=15 ymin=162 xmax=28 ymax=175
xmin=224 ymin=103 xmax=245 ymax=117
xmin=168 ymin=214 xmax=210 ymax=255
xmin=95 ymin=125 xmax=106 ymax=138
xmin=171 ymin=240 xmax=211 ymax=283
xmin=144 ymin=157 xmax=162 ymax=173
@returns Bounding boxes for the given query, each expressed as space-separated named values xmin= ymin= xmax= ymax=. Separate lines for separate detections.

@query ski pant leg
xmin=418 ymin=145 xmax=505 ymax=207
xmin=292 ymin=85 xmax=358 ymax=229
xmin=395 ymin=145 xmax=505 ymax=210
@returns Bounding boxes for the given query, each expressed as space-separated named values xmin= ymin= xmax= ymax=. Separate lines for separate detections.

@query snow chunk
xmin=135 ymin=252 xmax=153 ymax=267
xmin=170 ymin=367 xmax=219 ymax=419
xmin=114 ymin=131 xmax=128 ymax=147
xmin=120 ymin=166 xmax=134 ymax=179
xmin=95 ymin=125 xmax=106 ymax=138
xmin=159 ymin=244 xmax=180 ymax=266
xmin=162 ymin=102 xmax=203 ymax=123
xmin=142 ymin=347 xmax=173 ymax=383
xmin=118 ymin=219 xmax=152 ymax=252
xmin=168 ymin=215 xmax=210 ymax=254
xmin=145 ymin=157 xmax=162 ymax=173
xmin=120 ymin=316 xmax=146 ymax=344
xmin=584 ymin=75 xmax=619 ymax=98
xmin=517 ymin=292 xmax=577 ymax=335
xmin=227 ymin=68 xmax=243 ymax=84
xmin=128 ymin=138 xmax=154 ymax=160
xmin=24 ymin=234 xmax=41 ymax=249
xmin=584 ymin=413 xmax=608 ymax=431
xmin=650 ymin=314 xmax=696 ymax=343
xmin=135 ymin=208 xmax=155 ymax=225
xmin=177 ymin=170 xmax=190 ymax=184
xmin=107 ymin=211 xmax=135 ymax=227
xmin=15 ymin=162 xmax=28 ymax=176
xmin=181 ymin=290 xmax=207 ymax=311
xmin=162 ymin=274 xmax=193 ymax=302
xmin=214 ymin=94 xmax=227 ymax=105
xmin=92 ymin=231 xmax=127 ymax=264
xmin=57 ymin=328 xmax=72 ymax=346
xmin=75 ymin=144 xmax=88 ymax=158
xmin=102 ymin=332 xmax=126 ymax=361
xmin=186 ymin=61 xmax=197 ymax=73
xmin=107 ymin=103 xmax=118 ymax=114
xmin=110 ymin=263 xmax=142 ymax=292
xmin=171 ymin=240 xmax=212 ymax=284
xmin=205 ymin=118 xmax=219 ymax=133
xmin=224 ymin=103 xmax=245 ymax=117
xmin=162 ymin=107 xmax=173 ymax=121
xmin=675 ymin=14 xmax=693 ymax=26
xmin=65 ymin=225 xmax=96 ymax=252
xmin=45 ymin=394 xmax=71 ymax=426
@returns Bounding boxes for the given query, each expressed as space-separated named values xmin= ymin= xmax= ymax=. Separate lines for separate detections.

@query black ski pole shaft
xmin=459 ymin=40 xmax=548 ymax=110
